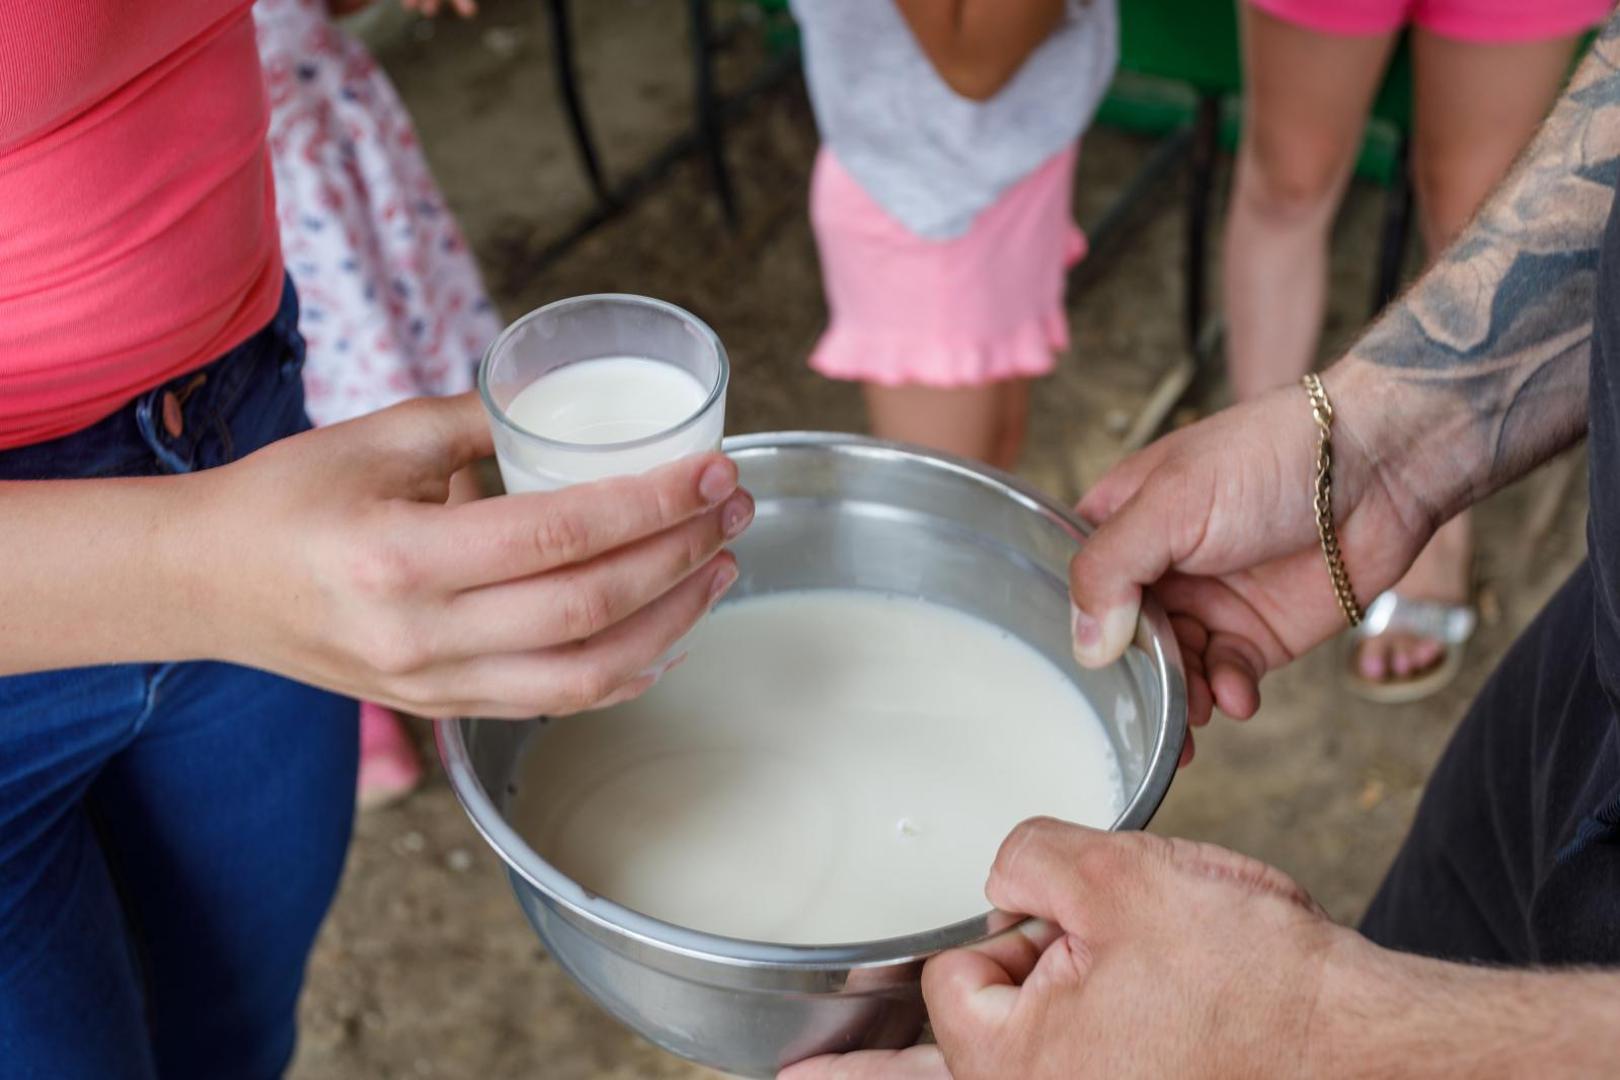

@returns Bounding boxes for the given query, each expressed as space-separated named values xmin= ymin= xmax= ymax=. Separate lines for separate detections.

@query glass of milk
xmin=480 ymin=294 xmax=728 ymax=494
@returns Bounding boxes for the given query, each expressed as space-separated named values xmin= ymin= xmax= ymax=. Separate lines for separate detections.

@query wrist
xmin=1306 ymin=931 xmax=1411 ymax=1078
xmin=0 ymin=472 xmax=230 ymax=674
xmin=1320 ymin=358 xmax=1468 ymax=539
xmin=148 ymin=468 xmax=241 ymax=664
xmin=1309 ymin=930 xmax=1620 ymax=1078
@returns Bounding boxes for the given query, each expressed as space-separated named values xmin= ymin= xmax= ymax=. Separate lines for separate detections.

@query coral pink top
xmin=0 ymin=1 xmax=283 ymax=450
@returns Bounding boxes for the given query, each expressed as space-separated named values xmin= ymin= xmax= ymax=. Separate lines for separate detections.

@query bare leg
xmin=992 ymin=378 xmax=1032 ymax=472
xmin=1356 ymin=28 xmax=1582 ymax=682
xmin=357 ymin=701 xmax=421 ymax=811
xmin=1223 ymin=4 xmax=1396 ymax=401
xmin=864 ymin=382 xmax=1008 ymax=465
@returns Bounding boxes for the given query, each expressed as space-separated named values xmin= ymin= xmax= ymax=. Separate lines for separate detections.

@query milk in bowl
xmin=508 ymin=588 xmax=1124 ymax=945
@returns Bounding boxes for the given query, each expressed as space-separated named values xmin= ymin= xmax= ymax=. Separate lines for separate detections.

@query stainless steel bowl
xmin=438 ymin=432 xmax=1187 ymax=1078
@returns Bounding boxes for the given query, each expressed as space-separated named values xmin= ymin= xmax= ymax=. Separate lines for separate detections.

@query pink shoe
xmin=357 ymin=702 xmax=423 ymax=811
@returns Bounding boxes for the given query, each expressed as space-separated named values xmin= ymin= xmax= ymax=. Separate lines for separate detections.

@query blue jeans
xmin=0 ymin=282 xmax=359 ymax=1079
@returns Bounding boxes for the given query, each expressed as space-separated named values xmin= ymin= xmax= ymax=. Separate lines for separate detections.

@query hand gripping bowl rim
xmin=435 ymin=431 xmax=1188 ymax=994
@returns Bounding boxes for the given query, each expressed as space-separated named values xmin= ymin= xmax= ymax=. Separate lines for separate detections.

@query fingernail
xmin=1071 ymin=602 xmax=1100 ymax=650
xmin=1072 ymin=601 xmax=1137 ymax=668
xmin=662 ymin=651 xmax=689 ymax=675
xmin=721 ymin=492 xmax=754 ymax=539
xmin=699 ymin=461 xmax=737 ymax=506
xmin=709 ymin=562 xmax=738 ymax=604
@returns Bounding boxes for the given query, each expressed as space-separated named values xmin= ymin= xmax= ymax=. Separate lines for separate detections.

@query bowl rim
xmin=436 ymin=431 xmax=1188 ymax=977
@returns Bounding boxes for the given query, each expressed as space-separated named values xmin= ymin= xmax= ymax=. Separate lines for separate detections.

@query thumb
xmin=983 ymin=819 xmax=1140 ymax=939
xmin=922 ymin=919 xmax=1061 ymax=1045
xmin=362 ymin=391 xmax=495 ymax=479
xmin=422 ymin=391 xmax=496 ymax=473
xmin=1069 ymin=468 xmax=1193 ymax=667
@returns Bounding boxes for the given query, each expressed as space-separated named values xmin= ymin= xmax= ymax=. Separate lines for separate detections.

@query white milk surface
xmin=504 ymin=355 xmax=707 ymax=445
xmin=509 ymin=590 xmax=1125 ymax=945
xmin=497 ymin=356 xmax=718 ymax=492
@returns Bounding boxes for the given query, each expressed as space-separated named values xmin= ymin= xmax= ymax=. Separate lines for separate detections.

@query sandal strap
xmin=1357 ymin=591 xmax=1477 ymax=645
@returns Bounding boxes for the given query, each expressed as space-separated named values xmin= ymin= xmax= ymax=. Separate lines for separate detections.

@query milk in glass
xmin=481 ymin=295 xmax=728 ymax=494
xmin=496 ymin=356 xmax=718 ymax=492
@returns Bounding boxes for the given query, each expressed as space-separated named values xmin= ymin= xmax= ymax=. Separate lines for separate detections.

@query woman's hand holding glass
xmin=194 ymin=392 xmax=752 ymax=717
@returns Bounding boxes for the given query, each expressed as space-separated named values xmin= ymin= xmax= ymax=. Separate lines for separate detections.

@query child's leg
xmin=993 ymin=378 xmax=1032 ymax=473
xmin=1223 ymin=4 xmax=1397 ymax=401
xmin=1410 ymin=30 xmax=1579 ymax=256
xmin=863 ymin=382 xmax=1009 ymax=465
xmin=358 ymin=701 xmax=423 ymax=810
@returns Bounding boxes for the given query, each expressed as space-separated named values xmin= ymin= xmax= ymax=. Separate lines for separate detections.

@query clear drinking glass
xmin=480 ymin=294 xmax=729 ymax=494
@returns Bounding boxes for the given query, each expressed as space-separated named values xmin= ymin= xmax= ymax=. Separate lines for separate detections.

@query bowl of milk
xmin=438 ymin=433 xmax=1187 ymax=1078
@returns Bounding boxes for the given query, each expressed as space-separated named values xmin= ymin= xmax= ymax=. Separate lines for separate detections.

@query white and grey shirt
xmin=791 ymin=0 xmax=1118 ymax=240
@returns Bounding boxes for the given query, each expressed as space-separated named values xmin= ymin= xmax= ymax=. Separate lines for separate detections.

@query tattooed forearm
xmin=1337 ymin=13 xmax=1620 ymax=519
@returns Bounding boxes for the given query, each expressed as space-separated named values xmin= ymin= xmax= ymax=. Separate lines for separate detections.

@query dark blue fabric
xmin=0 ymin=281 xmax=359 ymax=1078
xmin=1359 ymin=565 xmax=1620 ymax=964
xmin=1359 ymin=190 xmax=1620 ymax=966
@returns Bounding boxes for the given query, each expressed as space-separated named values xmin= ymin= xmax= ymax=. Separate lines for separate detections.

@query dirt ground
xmin=289 ymin=4 xmax=1593 ymax=1077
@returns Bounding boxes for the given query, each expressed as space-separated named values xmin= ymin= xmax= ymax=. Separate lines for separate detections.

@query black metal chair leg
xmin=689 ymin=0 xmax=739 ymax=227
xmin=1373 ymin=136 xmax=1414 ymax=313
xmin=1185 ymin=94 xmax=1221 ymax=356
xmin=547 ymin=0 xmax=613 ymax=209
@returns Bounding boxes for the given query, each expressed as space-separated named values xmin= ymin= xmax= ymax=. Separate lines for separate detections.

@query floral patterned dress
xmin=254 ymin=0 xmax=502 ymax=426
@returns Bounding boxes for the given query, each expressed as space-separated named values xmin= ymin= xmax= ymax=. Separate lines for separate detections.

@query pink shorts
xmin=807 ymin=146 xmax=1085 ymax=389
xmin=1250 ymin=0 xmax=1609 ymax=43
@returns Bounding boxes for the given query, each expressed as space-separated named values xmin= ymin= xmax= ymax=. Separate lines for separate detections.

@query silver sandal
xmin=1342 ymin=590 xmax=1478 ymax=704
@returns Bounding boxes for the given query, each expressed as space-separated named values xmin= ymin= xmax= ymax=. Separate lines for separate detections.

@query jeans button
xmin=161 ymin=391 xmax=184 ymax=438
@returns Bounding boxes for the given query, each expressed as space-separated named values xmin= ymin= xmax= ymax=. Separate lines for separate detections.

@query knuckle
xmin=990 ymin=816 xmax=1056 ymax=885
xmin=360 ymin=622 xmax=432 ymax=677
xmin=686 ymin=514 xmax=719 ymax=567
xmin=530 ymin=509 xmax=591 ymax=564
xmin=348 ymin=537 xmax=419 ymax=599
xmin=377 ymin=673 xmax=442 ymax=716
xmin=556 ymin=581 xmax=617 ymax=642
xmin=1071 ymin=829 xmax=1135 ymax=882
xmin=564 ymin=663 xmax=617 ymax=712
xmin=653 ymin=478 xmax=685 ymax=528
xmin=1140 ymin=831 xmax=1187 ymax=869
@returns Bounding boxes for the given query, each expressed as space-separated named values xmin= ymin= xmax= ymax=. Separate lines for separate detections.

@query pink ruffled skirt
xmin=807 ymin=145 xmax=1085 ymax=388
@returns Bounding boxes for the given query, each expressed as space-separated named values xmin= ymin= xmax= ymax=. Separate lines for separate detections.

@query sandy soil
xmin=289 ymin=4 xmax=1592 ymax=1076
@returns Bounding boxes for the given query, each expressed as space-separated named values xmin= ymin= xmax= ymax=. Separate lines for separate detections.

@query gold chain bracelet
xmin=1302 ymin=373 xmax=1363 ymax=628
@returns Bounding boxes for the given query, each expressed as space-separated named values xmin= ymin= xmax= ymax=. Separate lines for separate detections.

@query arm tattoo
xmin=1349 ymin=14 xmax=1620 ymax=504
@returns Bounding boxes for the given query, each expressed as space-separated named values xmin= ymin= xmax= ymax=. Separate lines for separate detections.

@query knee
xmin=1234 ymin=134 xmax=1349 ymax=229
